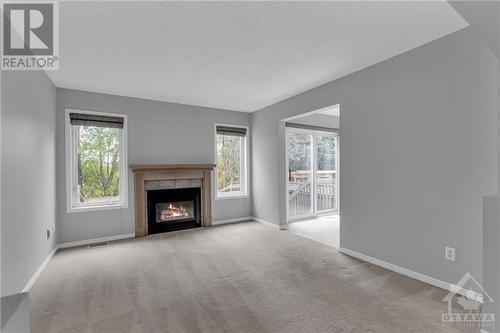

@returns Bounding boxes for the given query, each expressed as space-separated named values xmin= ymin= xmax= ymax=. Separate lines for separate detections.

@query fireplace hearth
xmin=147 ymin=187 xmax=201 ymax=234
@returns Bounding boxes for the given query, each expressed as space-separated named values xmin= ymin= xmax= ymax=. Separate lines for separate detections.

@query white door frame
xmin=285 ymin=126 xmax=339 ymax=223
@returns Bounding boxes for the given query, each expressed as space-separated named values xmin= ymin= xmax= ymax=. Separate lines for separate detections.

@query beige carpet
xmin=30 ymin=221 xmax=476 ymax=333
xmin=287 ymin=214 xmax=340 ymax=248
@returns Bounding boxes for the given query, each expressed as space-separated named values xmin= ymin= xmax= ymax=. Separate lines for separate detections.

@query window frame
xmin=214 ymin=123 xmax=249 ymax=200
xmin=65 ymin=108 xmax=128 ymax=213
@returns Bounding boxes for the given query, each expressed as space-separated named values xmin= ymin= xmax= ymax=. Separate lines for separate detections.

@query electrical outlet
xmin=257 ymin=202 xmax=262 ymax=210
xmin=445 ymin=247 xmax=456 ymax=261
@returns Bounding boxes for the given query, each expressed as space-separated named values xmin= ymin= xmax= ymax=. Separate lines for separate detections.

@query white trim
xmin=213 ymin=122 xmax=250 ymax=200
xmin=281 ymin=104 xmax=340 ymax=122
xmin=339 ymin=247 xmax=484 ymax=302
xmin=216 ymin=192 xmax=248 ymax=200
xmin=214 ymin=193 xmax=249 ymax=201
xmin=22 ymin=246 xmax=58 ymax=293
xmin=68 ymin=203 xmax=128 ymax=213
xmin=213 ymin=216 xmax=252 ymax=225
xmin=21 ymin=233 xmax=136 ymax=293
xmin=251 ymin=216 xmax=282 ymax=229
xmin=65 ymin=108 xmax=128 ymax=213
xmin=285 ymin=126 xmax=339 ymax=222
xmin=58 ymin=233 xmax=135 ymax=249
xmin=284 ymin=123 xmax=290 ymax=223
xmin=447 ymin=272 xmax=491 ymax=303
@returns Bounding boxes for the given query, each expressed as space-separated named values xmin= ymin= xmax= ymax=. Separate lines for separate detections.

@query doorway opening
xmin=283 ymin=105 xmax=340 ymax=248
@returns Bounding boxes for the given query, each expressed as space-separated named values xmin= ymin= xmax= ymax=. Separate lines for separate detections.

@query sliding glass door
xmin=287 ymin=132 xmax=313 ymax=218
xmin=287 ymin=128 xmax=338 ymax=220
xmin=316 ymin=134 xmax=337 ymax=212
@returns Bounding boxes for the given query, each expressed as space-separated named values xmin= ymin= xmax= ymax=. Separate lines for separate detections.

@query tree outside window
xmin=216 ymin=134 xmax=242 ymax=194
xmin=67 ymin=110 xmax=127 ymax=211
xmin=215 ymin=125 xmax=247 ymax=198
xmin=76 ymin=126 xmax=121 ymax=203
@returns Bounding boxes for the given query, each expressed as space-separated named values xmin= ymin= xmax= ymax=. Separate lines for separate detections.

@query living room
xmin=2 ymin=1 xmax=500 ymax=332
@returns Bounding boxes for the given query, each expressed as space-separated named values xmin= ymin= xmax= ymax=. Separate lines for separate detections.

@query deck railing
xmin=316 ymin=181 xmax=336 ymax=211
xmin=288 ymin=171 xmax=336 ymax=217
xmin=289 ymin=181 xmax=312 ymax=216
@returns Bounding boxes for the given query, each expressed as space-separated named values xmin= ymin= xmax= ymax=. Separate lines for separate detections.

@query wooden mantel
xmin=130 ymin=164 xmax=216 ymax=237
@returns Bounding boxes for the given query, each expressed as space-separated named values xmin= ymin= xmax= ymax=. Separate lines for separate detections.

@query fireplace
xmin=131 ymin=164 xmax=215 ymax=237
xmin=147 ymin=187 xmax=201 ymax=234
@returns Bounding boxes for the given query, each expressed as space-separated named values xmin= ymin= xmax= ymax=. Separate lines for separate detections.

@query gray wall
xmin=1 ymin=293 xmax=30 ymax=332
xmin=450 ymin=3 xmax=500 ymax=325
xmin=252 ymin=28 xmax=498 ymax=284
xmin=449 ymin=0 xmax=500 ymax=193
xmin=483 ymin=195 xmax=500 ymax=333
xmin=1 ymin=71 xmax=57 ymax=296
xmin=56 ymin=89 xmax=252 ymax=243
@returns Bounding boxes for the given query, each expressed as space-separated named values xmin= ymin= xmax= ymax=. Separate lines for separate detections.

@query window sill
xmin=215 ymin=193 xmax=249 ymax=201
xmin=67 ymin=203 xmax=128 ymax=213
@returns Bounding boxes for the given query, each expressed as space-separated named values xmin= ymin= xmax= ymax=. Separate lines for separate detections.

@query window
xmin=215 ymin=124 xmax=248 ymax=199
xmin=66 ymin=109 xmax=128 ymax=212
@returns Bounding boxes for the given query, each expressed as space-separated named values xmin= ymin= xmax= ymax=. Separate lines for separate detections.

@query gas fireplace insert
xmin=147 ymin=187 xmax=201 ymax=234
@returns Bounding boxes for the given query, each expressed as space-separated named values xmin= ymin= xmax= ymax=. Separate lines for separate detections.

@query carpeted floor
xmin=287 ymin=214 xmax=340 ymax=248
xmin=30 ymin=221 xmax=476 ymax=333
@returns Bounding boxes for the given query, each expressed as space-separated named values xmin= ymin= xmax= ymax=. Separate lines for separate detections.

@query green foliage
xmin=317 ymin=136 xmax=336 ymax=171
xmin=76 ymin=126 xmax=120 ymax=202
xmin=216 ymin=134 xmax=241 ymax=192
xmin=287 ymin=133 xmax=311 ymax=172
xmin=287 ymin=133 xmax=336 ymax=171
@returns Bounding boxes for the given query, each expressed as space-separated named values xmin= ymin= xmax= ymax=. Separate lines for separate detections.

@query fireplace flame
xmin=160 ymin=203 xmax=189 ymax=221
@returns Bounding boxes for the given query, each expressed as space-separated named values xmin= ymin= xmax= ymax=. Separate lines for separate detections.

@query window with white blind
xmin=214 ymin=124 xmax=249 ymax=199
xmin=65 ymin=109 xmax=128 ymax=212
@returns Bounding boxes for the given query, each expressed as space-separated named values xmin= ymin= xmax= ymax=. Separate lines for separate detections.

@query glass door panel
xmin=287 ymin=132 xmax=313 ymax=218
xmin=316 ymin=135 xmax=337 ymax=212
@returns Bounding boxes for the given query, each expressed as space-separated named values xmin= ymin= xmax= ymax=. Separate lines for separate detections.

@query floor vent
xmin=87 ymin=242 xmax=109 ymax=248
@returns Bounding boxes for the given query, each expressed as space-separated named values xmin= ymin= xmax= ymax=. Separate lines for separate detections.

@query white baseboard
xmin=250 ymin=216 xmax=281 ymax=229
xmin=22 ymin=245 xmax=58 ymax=293
xmin=23 ymin=233 xmax=136 ymax=293
xmin=213 ymin=216 xmax=252 ymax=225
xmin=339 ymin=247 xmax=484 ymax=303
xmin=213 ymin=216 xmax=284 ymax=230
xmin=58 ymin=233 xmax=135 ymax=249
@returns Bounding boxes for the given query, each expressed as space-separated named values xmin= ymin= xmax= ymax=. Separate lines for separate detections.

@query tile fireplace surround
xmin=130 ymin=164 xmax=216 ymax=237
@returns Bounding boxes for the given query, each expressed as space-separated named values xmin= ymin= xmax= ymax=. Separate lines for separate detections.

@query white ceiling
xmin=48 ymin=1 xmax=468 ymax=112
